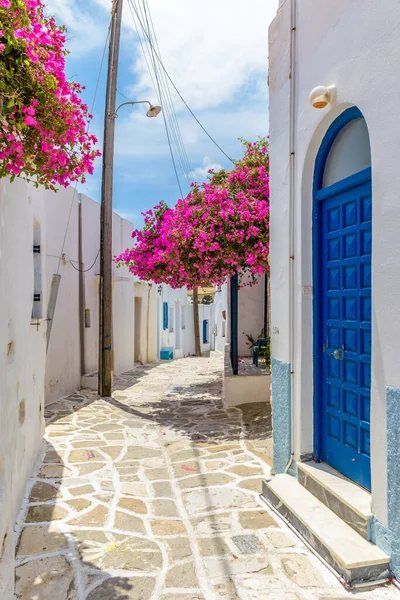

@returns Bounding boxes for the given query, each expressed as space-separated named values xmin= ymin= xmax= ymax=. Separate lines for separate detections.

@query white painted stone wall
xmin=238 ymin=275 xmax=266 ymax=357
xmin=0 ymin=179 xmax=46 ymax=599
xmin=214 ymin=284 xmax=228 ymax=353
xmin=134 ymin=281 xmax=158 ymax=364
xmin=45 ymin=192 xmax=135 ymax=404
xmin=269 ymin=0 xmax=400 ymax=524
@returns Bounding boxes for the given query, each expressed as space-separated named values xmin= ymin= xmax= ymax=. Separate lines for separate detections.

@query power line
xmin=69 ymin=248 xmax=101 ymax=273
xmin=143 ymin=0 xmax=193 ymax=180
xmin=127 ymin=0 xmax=185 ymax=197
xmin=127 ymin=0 xmax=235 ymax=165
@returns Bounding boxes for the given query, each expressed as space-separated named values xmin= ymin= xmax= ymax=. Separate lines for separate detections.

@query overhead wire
xmin=56 ymin=16 xmax=113 ymax=275
xmin=127 ymin=0 xmax=235 ymax=165
xmin=127 ymin=0 xmax=185 ymax=197
xmin=143 ymin=0 xmax=193 ymax=180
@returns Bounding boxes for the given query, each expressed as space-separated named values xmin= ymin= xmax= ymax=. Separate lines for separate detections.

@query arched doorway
xmin=313 ymin=107 xmax=372 ymax=490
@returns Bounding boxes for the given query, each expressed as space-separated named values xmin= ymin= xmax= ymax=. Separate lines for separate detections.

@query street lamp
xmin=98 ymin=97 xmax=161 ymax=397
xmin=113 ymin=100 xmax=162 ymax=119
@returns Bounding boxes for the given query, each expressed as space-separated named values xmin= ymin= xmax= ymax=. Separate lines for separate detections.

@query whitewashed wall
xmin=0 ymin=179 xmax=46 ymax=599
xmin=269 ymin=0 xmax=400 ymax=526
xmin=45 ymin=192 xmax=135 ymax=404
xmin=134 ymin=281 xmax=158 ymax=364
xmin=238 ymin=275 xmax=266 ymax=356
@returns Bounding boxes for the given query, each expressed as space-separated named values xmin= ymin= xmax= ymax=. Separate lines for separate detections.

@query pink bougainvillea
xmin=0 ymin=0 xmax=100 ymax=189
xmin=116 ymin=138 xmax=270 ymax=288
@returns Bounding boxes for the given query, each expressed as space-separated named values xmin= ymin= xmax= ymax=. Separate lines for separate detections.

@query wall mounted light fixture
xmin=309 ymin=85 xmax=336 ymax=109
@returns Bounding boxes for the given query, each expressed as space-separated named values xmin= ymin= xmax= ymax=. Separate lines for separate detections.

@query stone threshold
xmin=262 ymin=474 xmax=389 ymax=585
xmin=297 ymin=461 xmax=372 ymax=540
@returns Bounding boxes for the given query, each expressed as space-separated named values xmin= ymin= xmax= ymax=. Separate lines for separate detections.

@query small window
xmin=32 ymin=218 xmax=42 ymax=319
xmin=169 ymin=306 xmax=174 ymax=333
xmin=181 ymin=305 xmax=186 ymax=330
xmin=163 ymin=302 xmax=168 ymax=330
xmin=203 ymin=319 xmax=209 ymax=344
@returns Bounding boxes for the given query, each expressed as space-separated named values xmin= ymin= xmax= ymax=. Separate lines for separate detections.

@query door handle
xmin=333 ymin=348 xmax=344 ymax=360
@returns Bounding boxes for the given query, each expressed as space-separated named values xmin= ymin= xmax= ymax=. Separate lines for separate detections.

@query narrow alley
xmin=14 ymin=355 xmax=400 ymax=600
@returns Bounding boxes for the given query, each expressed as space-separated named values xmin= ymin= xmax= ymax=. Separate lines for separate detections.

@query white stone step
xmin=262 ymin=474 xmax=389 ymax=584
xmin=298 ymin=461 xmax=372 ymax=539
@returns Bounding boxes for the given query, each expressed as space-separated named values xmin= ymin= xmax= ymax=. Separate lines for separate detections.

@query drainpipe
xmin=78 ymin=194 xmax=86 ymax=376
xmin=146 ymin=283 xmax=151 ymax=363
xmin=285 ymin=0 xmax=297 ymax=474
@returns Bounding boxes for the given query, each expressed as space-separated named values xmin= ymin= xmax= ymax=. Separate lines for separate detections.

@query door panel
xmin=319 ymin=171 xmax=372 ymax=490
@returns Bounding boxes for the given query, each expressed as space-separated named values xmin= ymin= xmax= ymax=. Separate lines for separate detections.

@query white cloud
xmin=97 ymin=0 xmax=279 ymax=111
xmin=189 ymin=156 xmax=223 ymax=183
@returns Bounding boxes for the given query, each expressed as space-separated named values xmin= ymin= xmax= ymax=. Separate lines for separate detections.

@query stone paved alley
xmin=14 ymin=354 xmax=400 ymax=600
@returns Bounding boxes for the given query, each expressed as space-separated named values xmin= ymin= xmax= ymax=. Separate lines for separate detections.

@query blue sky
xmin=46 ymin=0 xmax=278 ymax=228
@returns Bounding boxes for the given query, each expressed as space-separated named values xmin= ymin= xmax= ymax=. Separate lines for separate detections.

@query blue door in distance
xmin=319 ymin=168 xmax=372 ymax=490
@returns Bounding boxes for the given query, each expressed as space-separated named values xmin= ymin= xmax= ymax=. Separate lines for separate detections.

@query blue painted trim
xmin=312 ymin=107 xmax=366 ymax=463
xmin=315 ymin=167 xmax=371 ymax=201
xmin=163 ymin=302 xmax=168 ymax=330
xmin=230 ymin=274 xmax=239 ymax=375
xmin=203 ymin=319 xmax=209 ymax=344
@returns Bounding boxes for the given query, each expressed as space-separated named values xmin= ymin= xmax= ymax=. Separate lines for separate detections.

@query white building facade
xmin=268 ymin=0 xmax=400 ymax=580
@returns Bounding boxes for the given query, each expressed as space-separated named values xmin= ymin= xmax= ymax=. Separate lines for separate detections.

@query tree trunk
xmin=193 ymin=287 xmax=201 ymax=357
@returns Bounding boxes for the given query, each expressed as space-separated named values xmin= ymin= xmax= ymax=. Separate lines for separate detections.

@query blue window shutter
xmin=163 ymin=302 xmax=168 ymax=330
xmin=203 ymin=319 xmax=208 ymax=343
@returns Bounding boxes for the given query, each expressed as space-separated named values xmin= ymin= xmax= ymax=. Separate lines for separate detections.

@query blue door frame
xmin=313 ymin=108 xmax=372 ymax=490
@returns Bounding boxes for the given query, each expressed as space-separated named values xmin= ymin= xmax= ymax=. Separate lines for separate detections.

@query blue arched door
xmin=314 ymin=108 xmax=372 ymax=490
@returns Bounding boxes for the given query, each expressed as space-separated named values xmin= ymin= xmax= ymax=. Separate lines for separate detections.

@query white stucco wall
xmin=45 ymin=192 xmax=135 ymax=404
xmin=134 ymin=281 xmax=158 ymax=364
xmin=214 ymin=284 xmax=228 ymax=353
xmin=238 ymin=275 xmax=266 ymax=356
xmin=269 ymin=0 xmax=400 ymax=524
xmin=0 ymin=179 xmax=46 ymax=599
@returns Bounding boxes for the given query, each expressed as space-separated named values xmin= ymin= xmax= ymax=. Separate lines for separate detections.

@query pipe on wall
xmin=285 ymin=0 xmax=297 ymax=473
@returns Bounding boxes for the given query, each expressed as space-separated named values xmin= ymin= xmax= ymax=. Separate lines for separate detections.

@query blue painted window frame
xmin=163 ymin=302 xmax=168 ymax=330
xmin=203 ymin=319 xmax=209 ymax=344
xmin=312 ymin=106 xmax=369 ymax=461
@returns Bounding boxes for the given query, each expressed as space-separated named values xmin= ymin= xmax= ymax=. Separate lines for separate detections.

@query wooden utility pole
xmin=98 ymin=0 xmax=123 ymax=396
xmin=193 ymin=287 xmax=201 ymax=357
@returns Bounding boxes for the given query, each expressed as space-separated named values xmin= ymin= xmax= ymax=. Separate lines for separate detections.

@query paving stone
xmin=26 ymin=504 xmax=68 ymax=523
xmin=199 ymin=537 xmax=231 ymax=557
xmin=100 ymin=538 xmax=162 ymax=571
xmin=87 ymin=577 xmax=155 ymax=599
xmin=264 ymin=530 xmax=296 ymax=549
xmin=179 ymin=473 xmax=234 ymax=489
xmin=38 ymin=464 xmax=73 ymax=479
xmin=227 ymin=465 xmax=263 ymax=477
xmin=17 ymin=525 xmax=68 ymax=556
xmin=232 ymin=534 xmax=265 ymax=554
xmin=165 ymin=562 xmax=199 ymax=588
xmin=151 ymin=499 xmax=178 ymax=517
xmin=239 ymin=478 xmax=264 ymax=492
xmin=192 ymin=514 xmax=232 ymax=534
xmin=120 ymin=482 xmax=148 ymax=496
xmin=68 ymin=505 xmax=108 ymax=527
xmin=238 ymin=511 xmax=276 ymax=529
xmin=66 ymin=498 xmax=92 ymax=511
xmin=151 ymin=519 xmax=186 ymax=535
xmin=118 ymin=498 xmax=147 ymax=514
xmin=152 ymin=481 xmax=174 ymax=498
xmin=68 ymin=484 xmax=95 ymax=497
xmin=205 ymin=556 xmax=271 ymax=578
xmin=281 ymin=554 xmax=326 ymax=587
xmin=98 ymin=445 xmax=124 ymax=460
xmin=206 ymin=444 xmax=239 ymax=453
xmin=74 ymin=463 xmax=104 ymax=476
xmin=124 ymin=446 xmax=160 ymax=460
xmin=165 ymin=537 xmax=192 ymax=561
xmin=145 ymin=467 xmax=169 ymax=480
xmin=184 ymin=487 xmax=258 ymax=513
xmin=173 ymin=461 xmax=202 ymax=477
xmin=43 ymin=449 xmax=64 ymax=464
xmin=15 ymin=555 xmax=76 ymax=600
xmin=160 ymin=595 xmax=203 ymax=600
xmin=29 ymin=482 xmax=60 ymax=502
xmin=114 ymin=511 xmax=145 ymax=534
